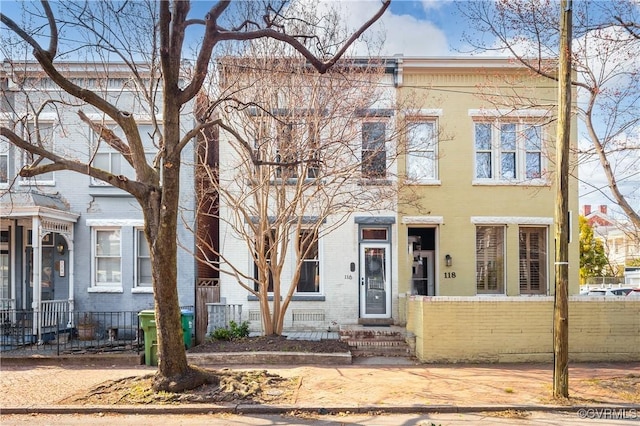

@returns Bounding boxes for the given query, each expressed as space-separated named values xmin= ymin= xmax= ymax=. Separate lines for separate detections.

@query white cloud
xmin=332 ymin=1 xmax=451 ymax=56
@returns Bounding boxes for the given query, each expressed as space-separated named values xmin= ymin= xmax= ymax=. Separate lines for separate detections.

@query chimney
xmin=599 ymin=205 xmax=607 ymax=214
xmin=583 ymin=205 xmax=591 ymax=215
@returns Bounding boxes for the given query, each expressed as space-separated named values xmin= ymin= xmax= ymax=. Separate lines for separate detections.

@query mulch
xmin=188 ymin=335 xmax=351 ymax=354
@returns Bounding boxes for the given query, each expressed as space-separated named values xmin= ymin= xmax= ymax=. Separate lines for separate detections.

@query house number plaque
xmin=444 ymin=272 xmax=457 ymax=279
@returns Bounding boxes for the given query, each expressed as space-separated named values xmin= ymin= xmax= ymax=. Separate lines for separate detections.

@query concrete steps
xmin=339 ymin=325 xmax=415 ymax=358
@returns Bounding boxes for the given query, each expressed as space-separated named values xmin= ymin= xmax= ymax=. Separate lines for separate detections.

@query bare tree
xmin=191 ymin=46 xmax=422 ymax=335
xmin=459 ymin=0 xmax=640 ymax=231
xmin=0 ymin=0 xmax=389 ymax=391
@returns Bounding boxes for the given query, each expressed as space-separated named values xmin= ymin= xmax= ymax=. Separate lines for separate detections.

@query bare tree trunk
xmin=553 ymin=0 xmax=572 ymax=400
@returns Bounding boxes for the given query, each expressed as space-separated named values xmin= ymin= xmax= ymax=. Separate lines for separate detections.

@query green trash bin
xmin=138 ymin=310 xmax=158 ymax=366
xmin=181 ymin=309 xmax=194 ymax=349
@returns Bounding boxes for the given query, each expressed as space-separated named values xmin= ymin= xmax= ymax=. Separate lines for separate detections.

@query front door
xmin=360 ymin=243 xmax=391 ymax=318
xmin=412 ymin=250 xmax=435 ymax=296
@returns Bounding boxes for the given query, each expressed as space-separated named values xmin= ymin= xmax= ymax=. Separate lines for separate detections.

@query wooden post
xmin=554 ymin=0 xmax=572 ymax=399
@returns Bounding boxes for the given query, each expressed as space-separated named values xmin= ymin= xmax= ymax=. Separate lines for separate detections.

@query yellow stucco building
xmin=395 ymin=57 xmax=580 ymax=303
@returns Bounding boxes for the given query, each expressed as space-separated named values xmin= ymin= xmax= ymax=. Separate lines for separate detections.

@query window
xmin=253 ymin=231 xmax=274 ymax=293
xmin=361 ymin=228 xmax=388 ymax=241
xmin=476 ymin=226 xmax=504 ymax=294
xmin=362 ymin=122 xmax=386 ymax=179
xmin=93 ymin=229 xmax=121 ymax=287
xmin=519 ymin=227 xmax=547 ymax=294
xmin=474 ymin=121 xmax=544 ymax=181
xmin=90 ymin=123 xmax=158 ymax=185
xmin=306 ymin=122 xmax=321 ymax=179
xmin=297 ymin=230 xmax=319 ymax=293
xmin=0 ymin=139 xmax=8 ymax=185
xmin=407 ymin=120 xmax=437 ymax=180
xmin=274 ymin=121 xmax=320 ymax=180
xmin=136 ymin=229 xmax=152 ymax=288
xmin=21 ymin=121 xmax=55 ymax=184
xmin=276 ymin=122 xmax=297 ymax=179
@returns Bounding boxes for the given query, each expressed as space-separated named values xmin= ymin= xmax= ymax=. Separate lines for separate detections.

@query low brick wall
xmin=406 ymin=296 xmax=640 ymax=363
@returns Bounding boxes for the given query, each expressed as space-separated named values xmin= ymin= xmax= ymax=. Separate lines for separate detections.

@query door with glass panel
xmin=359 ymin=243 xmax=391 ymax=318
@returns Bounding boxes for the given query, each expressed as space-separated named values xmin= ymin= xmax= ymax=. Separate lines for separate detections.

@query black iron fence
xmin=1 ymin=309 xmax=142 ymax=355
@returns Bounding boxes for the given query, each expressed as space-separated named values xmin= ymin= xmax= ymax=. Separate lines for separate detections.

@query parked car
xmin=585 ymin=287 xmax=635 ymax=297
xmin=626 ymin=288 xmax=640 ymax=298
xmin=586 ymin=288 xmax=617 ymax=296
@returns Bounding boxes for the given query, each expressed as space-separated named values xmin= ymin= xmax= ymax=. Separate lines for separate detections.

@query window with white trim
xmin=0 ymin=138 xmax=9 ymax=186
xmin=93 ymin=228 xmax=122 ymax=287
xmin=406 ymin=120 xmax=437 ymax=181
xmin=362 ymin=121 xmax=387 ymax=179
xmin=21 ymin=121 xmax=55 ymax=185
xmin=519 ymin=227 xmax=547 ymax=294
xmin=90 ymin=123 xmax=158 ymax=186
xmin=271 ymin=120 xmax=321 ymax=180
xmin=135 ymin=229 xmax=152 ymax=288
xmin=297 ymin=230 xmax=320 ymax=293
xmin=474 ymin=121 xmax=544 ymax=182
xmin=476 ymin=226 xmax=505 ymax=294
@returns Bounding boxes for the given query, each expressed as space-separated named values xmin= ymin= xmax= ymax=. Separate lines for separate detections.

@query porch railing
xmin=0 ymin=298 xmax=16 ymax=310
xmin=41 ymin=299 xmax=71 ymax=329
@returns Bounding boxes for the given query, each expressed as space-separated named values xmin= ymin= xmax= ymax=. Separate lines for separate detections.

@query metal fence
xmin=1 ymin=310 xmax=142 ymax=355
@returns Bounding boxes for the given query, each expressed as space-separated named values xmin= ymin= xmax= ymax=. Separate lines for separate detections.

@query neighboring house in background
xmin=204 ymin=56 xmax=580 ymax=335
xmin=583 ymin=204 xmax=640 ymax=274
xmin=0 ymin=62 xmax=196 ymax=341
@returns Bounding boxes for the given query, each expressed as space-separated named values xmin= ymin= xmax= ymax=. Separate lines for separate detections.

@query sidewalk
xmin=1 ymin=356 xmax=638 ymax=414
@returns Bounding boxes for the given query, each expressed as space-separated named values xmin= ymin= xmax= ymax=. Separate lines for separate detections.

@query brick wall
xmin=407 ymin=296 xmax=640 ymax=363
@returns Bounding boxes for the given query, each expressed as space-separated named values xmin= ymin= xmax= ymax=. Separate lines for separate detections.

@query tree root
xmin=151 ymin=365 xmax=219 ymax=393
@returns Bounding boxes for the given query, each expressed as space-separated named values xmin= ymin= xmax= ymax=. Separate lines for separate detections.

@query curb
xmin=3 ymin=403 xmax=638 ymax=416
xmin=0 ymin=351 xmax=353 ymax=366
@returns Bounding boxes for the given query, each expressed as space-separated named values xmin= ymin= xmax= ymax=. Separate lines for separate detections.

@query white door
xmin=359 ymin=243 xmax=391 ymax=318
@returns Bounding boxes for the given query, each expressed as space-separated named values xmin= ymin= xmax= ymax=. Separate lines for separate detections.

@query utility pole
xmin=554 ymin=0 xmax=572 ymax=399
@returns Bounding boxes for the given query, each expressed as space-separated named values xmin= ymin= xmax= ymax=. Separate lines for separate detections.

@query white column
xmin=67 ymin=238 xmax=75 ymax=328
xmin=31 ymin=216 xmax=41 ymax=337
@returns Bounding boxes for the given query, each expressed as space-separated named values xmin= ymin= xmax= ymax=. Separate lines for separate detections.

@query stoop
xmin=339 ymin=325 xmax=415 ymax=358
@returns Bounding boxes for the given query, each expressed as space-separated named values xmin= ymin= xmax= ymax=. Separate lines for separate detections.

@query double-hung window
xmin=273 ymin=120 xmax=321 ymax=180
xmin=90 ymin=122 xmax=158 ymax=186
xmin=93 ymin=228 xmax=122 ymax=288
xmin=306 ymin=122 xmax=321 ymax=179
xmin=275 ymin=122 xmax=298 ymax=179
xmin=297 ymin=230 xmax=320 ymax=293
xmin=519 ymin=227 xmax=547 ymax=294
xmin=21 ymin=120 xmax=56 ymax=185
xmin=362 ymin=122 xmax=387 ymax=179
xmin=406 ymin=120 xmax=437 ymax=181
xmin=0 ymin=138 xmax=9 ymax=186
xmin=474 ymin=121 xmax=544 ymax=182
xmin=476 ymin=226 xmax=505 ymax=294
xmin=135 ymin=229 xmax=152 ymax=289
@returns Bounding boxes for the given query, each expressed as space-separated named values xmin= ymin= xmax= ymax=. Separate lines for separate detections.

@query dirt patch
xmin=188 ymin=335 xmax=350 ymax=354
xmin=581 ymin=374 xmax=640 ymax=403
xmin=59 ymin=337 xmax=347 ymax=406
xmin=59 ymin=369 xmax=299 ymax=405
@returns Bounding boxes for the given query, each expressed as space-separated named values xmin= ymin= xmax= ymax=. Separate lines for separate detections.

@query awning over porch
xmin=1 ymin=190 xmax=79 ymax=341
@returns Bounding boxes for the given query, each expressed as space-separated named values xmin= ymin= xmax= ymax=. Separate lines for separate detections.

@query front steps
xmin=339 ymin=325 xmax=415 ymax=358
